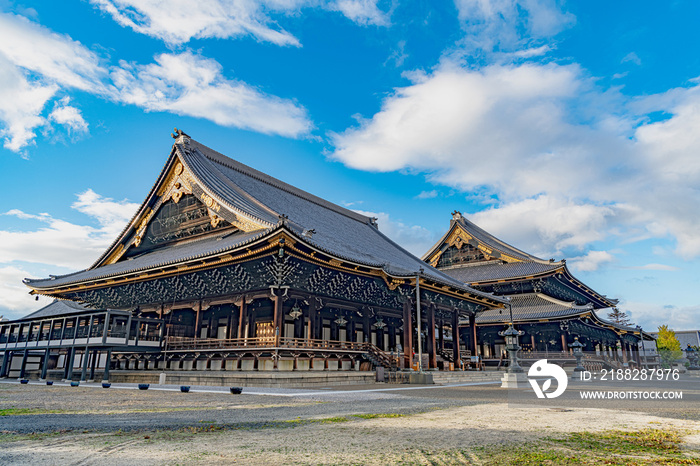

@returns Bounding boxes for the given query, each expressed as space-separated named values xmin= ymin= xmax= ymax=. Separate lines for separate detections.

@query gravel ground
xmin=0 ymin=376 xmax=698 ymax=434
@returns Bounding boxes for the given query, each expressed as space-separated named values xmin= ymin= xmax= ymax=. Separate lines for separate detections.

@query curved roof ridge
xmin=533 ymin=293 xmax=594 ymax=309
xmin=177 ymin=143 xmax=279 ymax=226
xmin=456 ymin=215 xmax=560 ymax=265
xmin=88 ymin=145 xmax=180 ymax=269
xmin=190 ymin=139 xmax=373 ymax=225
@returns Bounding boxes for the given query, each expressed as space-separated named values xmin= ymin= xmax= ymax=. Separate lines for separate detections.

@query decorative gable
xmin=96 ymin=151 xmax=268 ymax=268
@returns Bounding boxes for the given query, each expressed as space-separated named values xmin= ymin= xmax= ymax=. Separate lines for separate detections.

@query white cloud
xmin=0 ymin=190 xmax=138 ymax=269
xmin=0 ymin=12 xmax=105 ymax=92
xmin=49 ymin=97 xmax=89 ymax=134
xmin=415 ymin=190 xmax=438 ymax=199
xmin=453 ymin=0 xmax=575 ymax=52
xmin=618 ymin=301 xmax=700 ymax=331
xmin=0 ymin=12 xmax=103 ymax=152
xmin=110 ymin=51 xmax=313 ymax=137
xmin=0 ymin=56 xmax=57 ymax=152
xmin=330 ymin=60 xmax=700 ymax=261
xmin=353 ymin=210 xmax=436 ymax=257
xmin=0 ymin=265 xmax=54 ymax=319
xmin=469 ymin=195 xmax=618 ymax=258
xmin=621 ymin=52 xmax=641 ymax=66
xmin=90 ymin=0 xmax=390 ymax=47
xmin=569 ymin=250 xmax=615 ymax=272
xmin=90 ymin=0 xmax=301 ymax=47
xmin=624 ymin=263 xmax=679 ymax=271
xmin=0 ymin=12 xmax=314 ymax=151
xmin=329 ymin=0 xmax=390 ymax=26
xmin=331 ymin=62 xmax=631 ymax=199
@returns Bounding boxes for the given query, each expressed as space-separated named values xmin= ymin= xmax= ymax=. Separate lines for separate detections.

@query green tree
xmin=656 ymin=325 xmax=682 ymax=368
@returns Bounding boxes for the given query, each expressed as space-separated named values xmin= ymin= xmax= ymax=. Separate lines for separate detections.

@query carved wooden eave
xmin=28 ymin=226 xmax=505 ymax=310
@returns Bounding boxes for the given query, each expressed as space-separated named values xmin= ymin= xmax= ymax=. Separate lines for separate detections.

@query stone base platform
xmin=109 ymin=370 xmax=377 ymax=388
xmin=431 ymin=371 xmax=502 ymax=385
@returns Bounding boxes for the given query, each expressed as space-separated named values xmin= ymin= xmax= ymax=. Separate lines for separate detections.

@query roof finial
xmin=171 ymin=128 xmax=190 ymax=143
xmin=368 ymin=217 xmax=378 ymax=227
xmin=451 ymin=210 xmax=462 ymax=220
xmin=278 ymin=214 xmax=288 ymax=225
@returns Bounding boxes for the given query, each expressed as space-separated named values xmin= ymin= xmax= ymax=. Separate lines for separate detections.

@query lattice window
xmin=436 ymin=244 xmax=489 ymax=268
xmin=126 ymin=194 xmax=231 ymax=257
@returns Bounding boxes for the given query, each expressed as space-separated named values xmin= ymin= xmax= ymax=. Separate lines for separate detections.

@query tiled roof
xmin=453 ymin=216 xmax=556 ymax=263
xmin=25 ymin=229 xmax=267 ymax=288
xmin=19 ymin=300 xmax=93 ymax=320
xmin=441 ymin=261 xmax=561 ymax=284
xmin=477 ymin=293 xmax=592 ymax=324
xmin=25 ymin=137 xmax=504 ymax=304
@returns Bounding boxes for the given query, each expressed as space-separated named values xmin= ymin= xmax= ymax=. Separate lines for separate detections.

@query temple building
xmin=423 ymin=212 xmax=655 ymax=367
xmin=1 ymin=130 xmax=506 ymax=381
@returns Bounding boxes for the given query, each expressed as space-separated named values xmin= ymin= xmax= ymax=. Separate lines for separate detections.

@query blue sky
xmin=0 ymin=1 xmax=699 ymax=332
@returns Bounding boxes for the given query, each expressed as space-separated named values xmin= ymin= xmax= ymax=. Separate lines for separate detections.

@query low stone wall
xmin=431 ymin=371 xmax=503 ymax=384
xmin=109 ymin=370 xmax=377 ymax=388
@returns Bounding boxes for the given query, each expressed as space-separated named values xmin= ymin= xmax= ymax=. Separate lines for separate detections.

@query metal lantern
xmin=334 ymin=316 xmax=348 ymax=327
xmin=289 ymin=303 xmax=302 ymax=320
xmin=568 ymin=337 xmax=585 ymax=372
xmin=499 ymin=324 xmax=524 ymax=373
xmin=686 ymin=345 xmax=699 ymax=370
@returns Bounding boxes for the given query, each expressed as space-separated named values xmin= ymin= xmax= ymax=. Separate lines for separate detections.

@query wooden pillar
xmin=65 ymin=347 xmax=75 ymax=381
xmin=237 ymin=299 xmax=246 ymax=339
xmin=194 ymin=301 xmax=202 ymax=340
xmin=225 ymin=308 xmax=234 ymax=340
xmin=348 ymin=320 xmax=356 ymax=343
xmin=363 ymin=312 xmax=370 ymax=344
xmin=402 ymin=300 xmax=413 ymax=369
xmin=330 ymin=319 xmax=338 ymax=341
xmin=438 ymin=319 xmax=444 ymax=352
xmin=561 ymin=334 xmax=567 ymax=353
xmin=294 ymin=306 xmax=304 ymax=339
xmin=470 ymin=314 xmax=477 ymax=356
xmin=273 ymin=293 xmax=283 ymax=345
xmin=427 ymin=304 xmax=436 ymax=369
xmin=40 ymin=348 xmax=50 ymax=380
xmin=102 ymin=349 xmax=111 ymax=381
xmin=18 ymin=349 xmax=29 ymax=379
xmin=80 ymin=347 xmax=90 ymax=381
xmin=0 ymin=351 xmax=11 ymax=378
xmin=388 ymin=324 xmax=396 ymax=351
xmin=308 ymin=298 xmax=318 ymax=340
xmin=452 ymin=311 xmax=461 ymax=370
xmin=89 ymin=350 xmax=98 ymax=380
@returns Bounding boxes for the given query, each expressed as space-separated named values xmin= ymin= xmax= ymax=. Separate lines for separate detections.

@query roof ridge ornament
xmin=277 ymin=214 xmax=288 ymax=226
xmin=451 ymin=210 xmax=462 ymax=220
xmin=171 ymin=127 xmax=190 ymax=145
xmin=368 ymin=217 xmax=378 ymax=227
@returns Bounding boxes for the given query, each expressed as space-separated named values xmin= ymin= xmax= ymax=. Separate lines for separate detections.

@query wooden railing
xmin=165 ymin=336 xmax=368 ymax=352
xmin=519 ymin=351 xmax=573 ymax=359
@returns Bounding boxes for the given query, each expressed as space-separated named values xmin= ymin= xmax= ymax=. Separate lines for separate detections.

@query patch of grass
xmin=469 ymin=428 xmax=699 ymax=466
xmin=0 ymin=408 xmax=65 ymax=416
xmin=0 ymin=430 xmax=67 ymax=443
xmin=353 ymin=413 xmax=405 ymax=419
xmin=551 ymin=428 xmax=687 ymax=456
